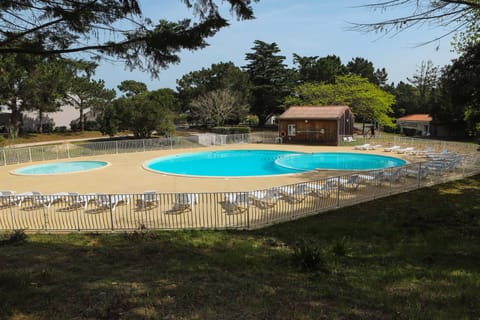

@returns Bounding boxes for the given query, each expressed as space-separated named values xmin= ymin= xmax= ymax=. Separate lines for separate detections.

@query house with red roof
xmin=277 ymin=106 xmax=354 ymax=145
xmin=396 ymin=114 xmax=432 ymax=136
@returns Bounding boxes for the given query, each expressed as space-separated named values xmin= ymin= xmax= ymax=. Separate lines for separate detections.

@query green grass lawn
xmin=1 ymin=175 xmax=479 ymax=319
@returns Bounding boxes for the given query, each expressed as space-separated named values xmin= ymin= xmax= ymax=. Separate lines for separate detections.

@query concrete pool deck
xmin=0 ymin=144 xmax=415 ymax=195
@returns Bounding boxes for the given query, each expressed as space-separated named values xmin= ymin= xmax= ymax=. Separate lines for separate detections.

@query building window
xmin=287 ymin=124 xmax=296 ymax=136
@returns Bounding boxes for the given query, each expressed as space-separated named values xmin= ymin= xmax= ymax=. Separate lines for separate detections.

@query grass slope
xmin=1 ymin=175 xmax=479 ymax=319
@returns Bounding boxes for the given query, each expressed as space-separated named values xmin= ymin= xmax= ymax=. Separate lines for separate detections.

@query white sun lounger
xmin=136 ymin=191 xmax=159 ymax=210
xmin=224 ymin=192 xmax=249 ymax=213
xmin=94 ymin=194 xmax=130 ymax=211
xmin=354 ymin=143 xmax=371 ymax=150
xmin=384 ymin=145 xmax=400 ymax=152
xmin=166 ymin=193 xmax=198 ymax=214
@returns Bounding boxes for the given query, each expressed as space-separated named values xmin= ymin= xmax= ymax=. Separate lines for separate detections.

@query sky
xmin=94 ymin=0 xmax=459 ymax=92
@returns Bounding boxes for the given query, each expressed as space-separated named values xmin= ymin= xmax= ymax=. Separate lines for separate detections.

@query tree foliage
xmin=176 ymin=61 xmax=250 ymax=110
xmin=407 ymin=60 xmax=440 ymax=110
xmin=293 ymin=54 xmax=345 ymax=84
xmin=351 ymin=0 xmax=480 ymax=46
xmin=285 ymin=75 xmax=395 ymax=127
xmin=0 ymin=0 xmax=258 ymax=76
xmin=190 ymin=89 xmax=248 ymax=126
xmin=346 ymin=57 xmax=388 ymax=86
xmin=101 ymin=87 xmax=178 ymax=138
xmin=386 ymin=81 xmax=421 ymax=117
xmin=0 ymin=55 xmax=73 ymax=136
xmin=66 ymin=61 xmax=116 ymax=131
xmin=432 ymin=42 xmax=480 ymax=132
xmin=117 ymin=80 xmax=148 ymax=97
xmin=244 ymin=40 xmax=293 ymax=125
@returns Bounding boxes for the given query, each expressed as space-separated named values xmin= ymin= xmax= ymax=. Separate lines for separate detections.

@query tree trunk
xmin=79 ymin=107 xmax=84 ymax=131
xmin=8 ymin=98 xmax=22 ymax=139
xmin=38 ymin=109 xmax=44 ymax=133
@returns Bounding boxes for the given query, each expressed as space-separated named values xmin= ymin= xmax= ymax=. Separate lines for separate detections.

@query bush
xmin=211 ymin=126 xmax=251 ymax=134
xmin=402 ymin=127 xmax=417 ymax=136
xmin=41 ymin=122 xmax=54 ymax=133
xmin=291 ymin=239 xmax=328 ymax=272
xmin=54 ymin=126 xmax=67 ymax=133
xmin=70 ymin=120 xmax=100 ymax=132
xmin=1 ymin=229 xmax=27 ymax=246
xmin=331 ymin=236 xmax=349 ymax=256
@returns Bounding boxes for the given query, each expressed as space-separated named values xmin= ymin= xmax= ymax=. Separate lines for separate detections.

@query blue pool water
xmin=13 ymin=161 xmax=109 ymax=175
xmin=145 ymin=150 xmax=406 ymax=177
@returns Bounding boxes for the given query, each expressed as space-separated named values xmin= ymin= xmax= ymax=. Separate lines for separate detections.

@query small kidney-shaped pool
xmin=145 ymin=150 xmax=406 ymax=177
xmin=12 ymin=160 xmax=109 ymax=175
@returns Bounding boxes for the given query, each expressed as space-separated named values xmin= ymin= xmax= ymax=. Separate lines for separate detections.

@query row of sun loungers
xmin=0 ymin=191 xmax=131 ymax=212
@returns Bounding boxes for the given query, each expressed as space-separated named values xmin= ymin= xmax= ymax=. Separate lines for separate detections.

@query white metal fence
xmin=1 ymin=133 xmax=479 ymax=232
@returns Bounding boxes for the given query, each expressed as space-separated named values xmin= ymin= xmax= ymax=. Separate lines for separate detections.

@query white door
xmin=287 ymin=124 xmax=296 ymax=136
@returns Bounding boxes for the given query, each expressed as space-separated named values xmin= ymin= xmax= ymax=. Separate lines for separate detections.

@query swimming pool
xmin=145 ymin=150 xmax=406 ymax=177
xmin=12 ymin=161 xmax=109 ymax=175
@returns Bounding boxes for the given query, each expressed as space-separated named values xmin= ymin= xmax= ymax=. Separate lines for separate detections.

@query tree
xmin=0 ymin=0 xmax=257 ymax=76
xmin=346 ymin=57 xmax=375 ymax=83
xmin=66 ymin=62 xmax=116 ymax=131
xmin=293 ymin=54 xmax=346 ymax=84
xmin=0 ymin=55 xmax=72 ymax=136
xmin=408 ymin=60 xmax=440 ymax=111
xmin=117 ymin=80 xmax=148 ymax=97
xmin=285 ymin=75 xmax=396 ymax=131
xmin=388 ymin=81 xmax=421 ymax=117
xmin=102 ymin=87 xmax=179 ymax=138
xmin=351 ymin=1 xmax=480 ymax=46
xmin=0 ymin=55 xmax=30 ymax=138
xmin=22 ymin=58 xmax=73 ymax=133
xmin=243 ymin=40 xmax=293 ymax=125
xmin=176 ymin=61 xmax=250 ymax=110
xmin=190 ymin=89 xmax=248 ymax=126
xmin=431 ymin=42 xmax=480 ymax=133
xmin=345 ymin=57 xmax=389 ymax=86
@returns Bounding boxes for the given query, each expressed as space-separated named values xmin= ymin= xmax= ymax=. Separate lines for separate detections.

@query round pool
xmin=145 ymin=150 xmax=406 ymax=177
xmin=275 ymin=152 xmax=405 ymax=171
xmin=12 ymin=161 xmax=109 ymax=175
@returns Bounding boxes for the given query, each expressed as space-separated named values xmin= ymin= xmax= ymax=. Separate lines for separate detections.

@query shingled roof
xmin=278 ymin=106 xmax=350 ymax=120
xmin=397 ymin=114 xmax=432 ymax=122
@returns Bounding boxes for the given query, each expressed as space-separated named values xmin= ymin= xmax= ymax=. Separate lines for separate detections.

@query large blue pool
xmin=145 ymin=150 xmax=406 ymax=177
xmin=13 ymin=161 xmax=109 ymax=175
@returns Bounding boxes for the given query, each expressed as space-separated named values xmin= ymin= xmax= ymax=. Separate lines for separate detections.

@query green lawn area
xmin=1 ymin=131 xmax=107 ymax=146
xmin=1 ymin=175 xmax=479 ymax=319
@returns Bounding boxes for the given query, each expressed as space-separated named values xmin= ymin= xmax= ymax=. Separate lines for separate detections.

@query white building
xmin=397 ymin=114 xmax=432 ymax=136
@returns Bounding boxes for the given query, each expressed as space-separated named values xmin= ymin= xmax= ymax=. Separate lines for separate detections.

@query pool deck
xmin=0 ymin=144 xmax=415 ymax=195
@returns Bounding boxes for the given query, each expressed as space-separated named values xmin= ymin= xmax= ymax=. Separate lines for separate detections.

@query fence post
xmin=28 ymin=147 xmax=32 ymax=162
xmin=66 ymin=143 xmax=70 ymax=158
xmin=3 ymin=149 xmax=6 ymax=166
xmin=115 ymin=141 xmax=118 ymax=154
xmin=109 ymin=195 xmax=115 ymax=231
xmin=142 ymin=139 xmax=146 ymax=152
xmin=336 ymin=176 xmax=340 ymax=208
xmin=417 ymin=162 xmax=422 ymax=188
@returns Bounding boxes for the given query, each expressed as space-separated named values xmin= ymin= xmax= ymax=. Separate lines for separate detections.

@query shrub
xmin=211 ymin=126 xmax=251 ymax=134
xmin=403 ymin=127 xmax=417 ymax=136
xmin=54 ymin=126 xmax=67 ymax=133
xmin=1 ymin=229 xmax=27 ymax=246
xmin=291 ymin=239 xmax=328 ymax=272
xmin=70 ymin=120 xmax=100 ymax=131
xmin=41 ymin=122 xmax=54 ymax=133
xmin=331 ymin=236 xmax=349 ymax=256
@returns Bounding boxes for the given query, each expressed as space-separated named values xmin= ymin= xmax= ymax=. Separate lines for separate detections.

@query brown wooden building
xmin=277 ymin=105 xmax=354 ymax=145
